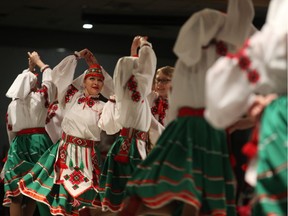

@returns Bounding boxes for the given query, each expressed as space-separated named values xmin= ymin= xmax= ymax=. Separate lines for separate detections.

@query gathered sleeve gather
xmin=113 ymin=45 xmax=156 ymax=101
xmin=98 ymin=99 xmax=121 ymax=135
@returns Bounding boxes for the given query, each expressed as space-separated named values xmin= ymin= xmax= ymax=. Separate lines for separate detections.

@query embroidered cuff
xmin=40 ymin=65 xmax=50 ymax=73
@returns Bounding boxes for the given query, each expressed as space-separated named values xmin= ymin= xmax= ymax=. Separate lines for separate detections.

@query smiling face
xmin=154 ymin=66 xmax=174 ymax=98
xmin=84 ymin=76 xmax=104 ymax=96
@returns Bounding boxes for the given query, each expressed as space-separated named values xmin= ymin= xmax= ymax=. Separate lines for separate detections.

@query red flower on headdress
xmin=85 ymin=64 xmax=104 ymax=80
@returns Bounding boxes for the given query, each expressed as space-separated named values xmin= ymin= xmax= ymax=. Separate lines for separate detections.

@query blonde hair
xmin=156 ymin=66 xmax=174 ymax=78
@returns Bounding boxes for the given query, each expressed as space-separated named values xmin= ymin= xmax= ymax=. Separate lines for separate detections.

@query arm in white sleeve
xmin=135 ymin=45 xmax=157 ymax=97
xmin=6 ymin=105 xmax=16 ymax=144
xmin=98 ymin=100 xmax=121 ymax=135
xmin=205 ymin=25 xmax=287 ymax=129
xmin=41 ymin=68 xmax=57 ymax=105
xmin=51 ymin=55 xmax=78 ymax=107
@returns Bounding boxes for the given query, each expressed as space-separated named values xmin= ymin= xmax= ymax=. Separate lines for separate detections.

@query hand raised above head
xmin=28 ymin=51 xmax=41 ymax=65
xmin=77 ymin=48 xmax=90 ymax=59
xmin=84 ymin=50 xmax=99 ymax=66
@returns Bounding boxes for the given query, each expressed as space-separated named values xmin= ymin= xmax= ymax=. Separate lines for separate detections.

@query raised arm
xmin=28 ymin=51 xmax=47 ymax=72
xmin=28 ymin=51 xmax=57 ymax=106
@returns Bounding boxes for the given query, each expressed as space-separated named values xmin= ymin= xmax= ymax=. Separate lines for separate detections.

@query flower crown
xmin=85 ymin=64 xmax=105 ymax=80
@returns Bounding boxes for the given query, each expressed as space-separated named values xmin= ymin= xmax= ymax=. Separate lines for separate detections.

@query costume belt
xmin=178 ymin=107 xmax=205 ymax=117
xmin=120 ymin=127 xmax=148 ymax=142
xmin=17 ymin=127 xmax=47 ymax=135
xmin=61 ymin=132 xmax=97 ymax=148
xmin=115 ymin=127 xmax=148 ymax=164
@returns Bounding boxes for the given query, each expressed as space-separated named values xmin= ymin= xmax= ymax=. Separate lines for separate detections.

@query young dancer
xmin=3 ymin=51 xmax=56 ymax=216
xmin=149 ymin=66 xmax=174 ymax=126
xmin=95 ymin=36 xmax=156 ymax=214
xmin=121 ymin=0 xmax=256 ymax=215
xmin=18 ymin=49 xmax=114 ymax=216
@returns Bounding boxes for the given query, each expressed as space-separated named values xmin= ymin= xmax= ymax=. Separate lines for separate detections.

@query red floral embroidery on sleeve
xmin=45 ymin=102 xmax=58 ymax=124
xmin=247 ymin=70 xmax=260 ymax=83
xmin=65 ymin=85 xmax=79 ymax=104
xmin=37 ymin=85 xmax=49 ymax=108
xmin=127 ymin=75 xmax=141 ymax=102
xmin=151 ymin=97 xmax=169 ymax=125
xmin=227 ymin=40 xmax=260 ymax=84
xmin=6 ymin=113 xmax=12 ymax=131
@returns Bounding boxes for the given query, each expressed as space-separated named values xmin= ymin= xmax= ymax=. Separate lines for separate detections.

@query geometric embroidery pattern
xmin=65 ymin=166 xmax=89 ymax=190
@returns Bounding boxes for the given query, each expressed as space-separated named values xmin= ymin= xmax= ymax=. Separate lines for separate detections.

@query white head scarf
xmin=174 ymin=0 xmax=256 ymax=67
xmin=72 ymin=66 xmax=114 ymax=99
xmin=6 ymin=70 xmax=37 ymax=99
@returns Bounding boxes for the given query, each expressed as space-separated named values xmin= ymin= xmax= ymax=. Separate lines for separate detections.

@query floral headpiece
xmin=84 ymin=63 xmax=105 ymax=80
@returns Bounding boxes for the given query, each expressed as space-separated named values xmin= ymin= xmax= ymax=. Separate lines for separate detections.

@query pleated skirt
xmin=126 ymin=115 xmax=236 ymax=215
xmin=3 ymin=133 xmax=53 ymax=206
xmin=253 ymin=96 xmax=287 ymax=216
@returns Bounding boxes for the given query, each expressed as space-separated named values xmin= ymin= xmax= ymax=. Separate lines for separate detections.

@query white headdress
xmin=72 ymin=65 xmax=114 ymax=99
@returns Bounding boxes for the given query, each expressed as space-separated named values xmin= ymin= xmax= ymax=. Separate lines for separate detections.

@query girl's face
xmin=84 ymin=76 xmax=104 ymax=96
xmin=155 ymin=71 xmax=172 ymax=97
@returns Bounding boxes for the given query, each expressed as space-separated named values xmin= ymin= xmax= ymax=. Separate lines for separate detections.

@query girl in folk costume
xmin=205 ymin=0 xmax=288 ymax=215
xmin=149 ymin=66 xmax=174 ymax=127
xmin=148 ymin=66 xmax=174 ymax=149
xmin=18 ymin=49 xmax=114 ymax=216
xmin=3 ymin=51 xmax=56 ymax=216
xmin=121 ymin=0 xmax=256 ymax=215
xmin=94 ymin=36 xmax=157 ymax=214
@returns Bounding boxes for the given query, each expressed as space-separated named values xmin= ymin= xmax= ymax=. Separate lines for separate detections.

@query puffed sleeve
xmin=113 ymin=45 xmax=156 ymax=101
xmin=98 ymin=100 xmax=121 ymax=135
xmin=51 ymin=55 xmax=78 ymax=107
xmin=149 ymin=114 xmax=165 ymax=147
xmin=205 ymin=25 xmax=287 ymax=129
xmin=134 ymin=45 xmax=157 ymax=98
xmin=41 ymin=67 xmax=57 ymax=103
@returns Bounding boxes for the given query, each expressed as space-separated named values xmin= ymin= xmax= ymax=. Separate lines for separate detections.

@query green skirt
xmin=97 ymin=135 xmax=143 ymax=212
xmin=18 ymin=141 xmax=101 ymax=216
xmin=3 ymin=133 xmax=53 ymax=206
xmin=252 ymin=96 xmax=287 ymax=216
xmin=126 ymin=116 xmax=236 ymax=215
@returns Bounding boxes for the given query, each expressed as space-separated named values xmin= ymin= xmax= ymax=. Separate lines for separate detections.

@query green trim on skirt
xmin=18 ymin=142 xmax=101 ymax=216
xmin=97 ymin=135 xmax=144 ymax=212
xmin=126 ymin=115 xmax=236 ymax=215
xmin=3 ymin=133 xmax=53 ymax=206
xmin=253 ymin=96 xmax=287 ymax=216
